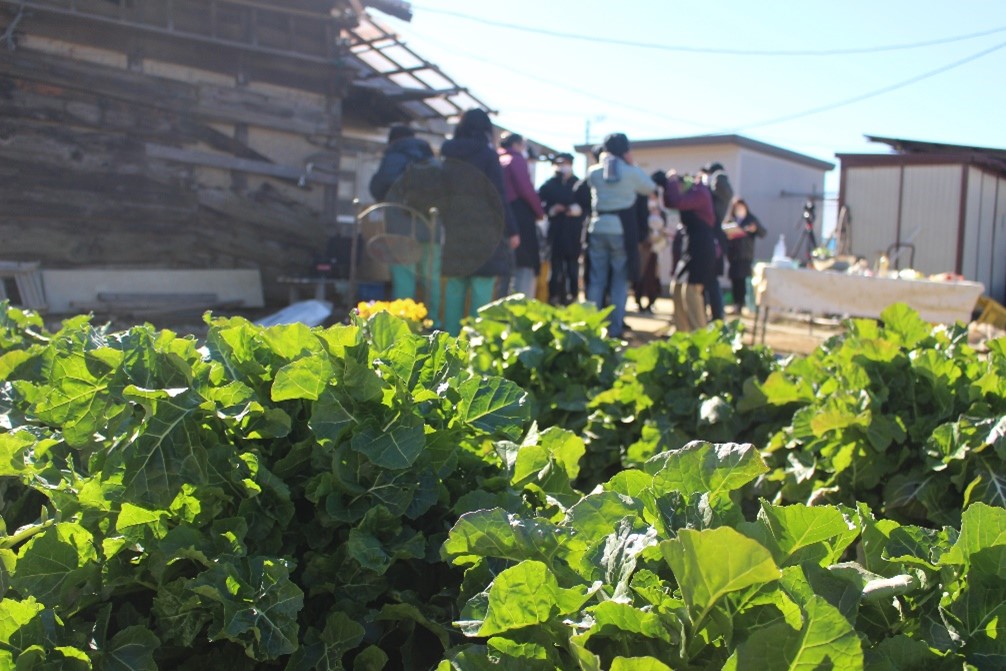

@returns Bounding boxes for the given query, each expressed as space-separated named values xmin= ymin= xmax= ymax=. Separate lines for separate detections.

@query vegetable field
xmin=1 ymin=298 xmax=1004 ymax=670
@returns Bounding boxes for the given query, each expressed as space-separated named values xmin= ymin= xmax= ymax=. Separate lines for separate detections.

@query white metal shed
xmin=837 ymin=136 xmax=1006 ymax=303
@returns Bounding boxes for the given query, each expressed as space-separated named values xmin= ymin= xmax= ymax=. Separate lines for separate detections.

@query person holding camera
xmin=539 ymin=153 xmax=588 ymax=305
xmin=584 ymin=133 xmax=656 ymax=338
xmin=653 ymin=169 xmax=717 ymax=332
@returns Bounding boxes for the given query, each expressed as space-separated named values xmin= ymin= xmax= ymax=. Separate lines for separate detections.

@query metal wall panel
xmin=993 ymin=177 xmax=1006 ymax=302
xmin=974 ymin=172 xmax=1000 ymax=292
xmin=898 ymin=165 xmax=962 ymax=274
xmin=961 ymin=168 xmax=984 ymax=281
xmin=844 ymin=166 xmax=901 ymax=265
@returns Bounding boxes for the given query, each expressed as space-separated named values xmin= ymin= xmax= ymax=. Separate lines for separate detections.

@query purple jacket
xmin=499 ymin=148 xmax=546 ymax=218
xmin=662 ymin=177 xmax=715 ymax=227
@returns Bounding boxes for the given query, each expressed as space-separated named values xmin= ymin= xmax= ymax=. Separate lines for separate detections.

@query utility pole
xmin=584 ymin=115 xmax=606 ymax=148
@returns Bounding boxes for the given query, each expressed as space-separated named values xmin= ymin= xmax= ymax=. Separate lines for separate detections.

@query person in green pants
xmin=439 ymin=109 xmax=519 ymax=336
xmin=369 ymin=125 xmax=441 ymax=324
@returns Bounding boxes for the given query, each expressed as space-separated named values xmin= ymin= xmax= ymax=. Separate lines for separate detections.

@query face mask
xmin=557 ymin=165 xmax=572 ymax=176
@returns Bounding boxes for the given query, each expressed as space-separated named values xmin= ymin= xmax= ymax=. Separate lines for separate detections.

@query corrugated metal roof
xmin=344 ymin=16 xmax=494 ymax=123
xmin=864 ymin=135 xmax=1006 ymax=173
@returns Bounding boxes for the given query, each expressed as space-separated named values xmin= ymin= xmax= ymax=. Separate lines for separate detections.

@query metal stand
xmin=789 ymin=200 xmax=818 ymax=266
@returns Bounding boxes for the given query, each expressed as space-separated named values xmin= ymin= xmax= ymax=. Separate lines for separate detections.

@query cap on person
xmin=701 ymin=162 xmax=725 ymax=173
xmin=603 ymin=133 xmax=630 ymax=158
xmin=500 ymin=132 xmax=524 ymax=149
xmin=552 ymin=152 xmax=574 ymax=164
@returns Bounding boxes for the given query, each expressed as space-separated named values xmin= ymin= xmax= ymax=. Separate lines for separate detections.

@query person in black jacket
xmin=699 ymin=162 xmax=734 ymax=321
xmin=538 ymin=153 xmax=587 ymax=305
xmin=439 ymin=108 xmax=520 ymax=335
xmin=368 ymin=125 xmax=439 ymax=321
xmin=724 ymin=199 xmax=766 ymax=314
xmin=369 ymin=125 xmax=434 ymax=202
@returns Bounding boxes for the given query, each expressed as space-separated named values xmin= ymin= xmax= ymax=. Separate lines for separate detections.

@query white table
xmin=753 ymin=266 xmax=985 ymax=343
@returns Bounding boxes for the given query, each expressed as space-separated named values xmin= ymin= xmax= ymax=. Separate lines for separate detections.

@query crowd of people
xmin=368 ymin=112 xmax=767 ymax=337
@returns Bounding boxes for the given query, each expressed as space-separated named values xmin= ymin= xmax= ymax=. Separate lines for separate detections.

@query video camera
xmin=801 ymin=200 xmax=816 ymax=227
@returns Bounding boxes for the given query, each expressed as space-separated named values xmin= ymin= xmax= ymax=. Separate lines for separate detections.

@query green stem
xmin=0 ymin=517 xmax=55 ymax=550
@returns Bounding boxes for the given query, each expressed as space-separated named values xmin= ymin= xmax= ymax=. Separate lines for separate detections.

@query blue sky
xmin=385 ymin=0 xmax=1006 ymax=200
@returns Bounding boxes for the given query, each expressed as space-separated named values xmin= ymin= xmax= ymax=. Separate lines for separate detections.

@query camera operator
xmin=653 ymin=169 xmax=717 ymax=332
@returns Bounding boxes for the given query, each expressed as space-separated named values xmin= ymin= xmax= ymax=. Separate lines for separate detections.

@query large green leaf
xmin=0 ymin=597 xmax=46 ymax=657
xmin=941 ymin=502 xmax=1006 ymax=569
xmin=33 ymin=337 xmax=127 ymax=446
xmin=349 ymin=412 xmax=425 ymax=470
xmin=610 ymin=657 xmax=673 ymax=671
xmin=456 ymin=376 xmax=528 ymax=439
xmin=752 ymin=501 xmax=860 ymax=567
xmin=271 ymin=354 xmax=334 ymax=402
xmin=724 ymin=595 xmax=863 ymax=670
xmin=465 ymin=561 xmax=561 ymax=636
xmin=442 ymin=508 xmax=583 ymax=574
xmin=97 ymin=626 xmax=160 ymax=671
xmin=106 ymin=386 xmax=210 ymax=508
xmin=284 ymin=611 xmax=365 ymax=671
xmin=646 ymin=441 xmax=767 ymax=504
xmin=309 ymin=390 xmax=359 ymax=446
xmin=945 ymin=573 xmax=1006 ymax=667
xmin=10 ymin=523 xmax=99 ymax=611
xmin=661 ymin=527 xmax=781 ymax=615
xmin=864 ymin=635 xmax=966 ymax=671
xmin=190 ymin=556 xmax=304 ymax=661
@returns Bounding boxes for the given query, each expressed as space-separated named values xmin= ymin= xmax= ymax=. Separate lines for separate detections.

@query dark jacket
xmin=369 ymin=136 xmax=435 ymax=202
xmin=663 ymin=178 xmax=716 ymax=286
xmin=726 ymin=213 xmax=767 ymax=273
xmin=708 ymin=171 xmax=734 ymax=227
xmin=708 ymin=171 xmax=733 ymax=276
xmin=538 ymin=172 xmax=587 ymax=257
xmin=500 ymin=147 xmax=545 ymax=271
xmin=439 ymin=137 xmax=518 ymax=278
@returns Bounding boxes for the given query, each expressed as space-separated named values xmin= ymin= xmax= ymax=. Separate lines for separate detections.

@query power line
xmin=395 ymin=24 xmax=714 ymax=131
xmin=410 ymin=6 xmax=1006 ymax=57
xmin=725 ymin=39 xmax=1006 ymax=132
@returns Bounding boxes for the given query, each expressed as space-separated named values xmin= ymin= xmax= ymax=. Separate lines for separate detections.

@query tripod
xmin=789 ymin=200 xmax=818 ymax=265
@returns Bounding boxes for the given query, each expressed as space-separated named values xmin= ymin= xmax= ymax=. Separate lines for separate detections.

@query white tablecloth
xmin=756 ymin=266 xmax=984 ymax=325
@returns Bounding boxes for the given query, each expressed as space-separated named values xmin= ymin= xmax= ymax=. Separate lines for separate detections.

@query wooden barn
xmin=0 ymin=0 xmax=487 ymax=312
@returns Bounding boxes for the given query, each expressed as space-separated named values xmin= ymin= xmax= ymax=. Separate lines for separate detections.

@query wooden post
xmin=348 ymin=198 xmax=361 ymax=309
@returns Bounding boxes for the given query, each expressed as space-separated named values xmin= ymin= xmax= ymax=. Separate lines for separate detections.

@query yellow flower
xmin=355 ymin=298 xmax=428 ymax=329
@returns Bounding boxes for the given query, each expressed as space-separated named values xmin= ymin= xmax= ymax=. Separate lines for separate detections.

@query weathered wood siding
xmin=0 ymin=0 xmax=353 ymax=307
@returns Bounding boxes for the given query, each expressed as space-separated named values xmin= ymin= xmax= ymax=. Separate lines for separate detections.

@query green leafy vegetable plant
xmin=581 ymin=322 xmax=778 ymax=489
xmin=0 ymin=308 xmax=531 ymax=669
xmin=439 ymin=439 xmax=989 ymax=670
xmin=464 ymin=297 xmax=621 ymax=437
xmin=743 ymin=303 xmax=1006 ymax=526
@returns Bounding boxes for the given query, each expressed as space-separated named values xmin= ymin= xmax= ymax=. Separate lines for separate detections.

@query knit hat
xmin=387 ymin=125 xmax=415 ymax=143
xmin=603 ymin=133 xmax=630 ymax=158
xmin=455 ymin=108 xmax=494 ymax=139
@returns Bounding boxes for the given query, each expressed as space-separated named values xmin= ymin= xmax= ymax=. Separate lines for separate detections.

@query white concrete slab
xmin=42 ymin=269 xmax=265 ymax=313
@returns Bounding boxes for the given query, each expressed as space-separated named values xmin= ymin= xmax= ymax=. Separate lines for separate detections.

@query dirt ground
xmin=621 ymin=296 xmax=839 ymax=355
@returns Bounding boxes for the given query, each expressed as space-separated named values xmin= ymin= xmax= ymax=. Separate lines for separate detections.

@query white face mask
xmin=557 ymin=165 xmax=572 ymax=176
